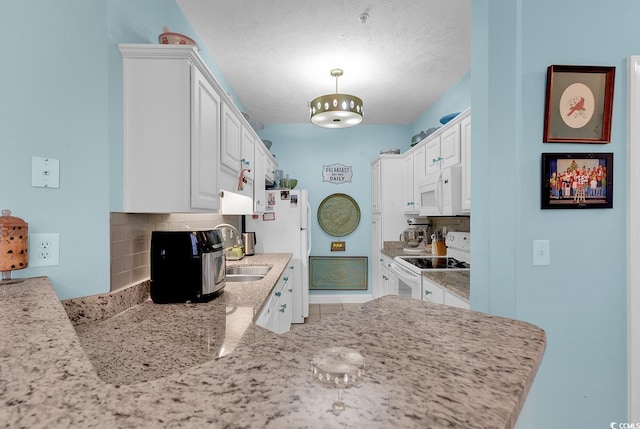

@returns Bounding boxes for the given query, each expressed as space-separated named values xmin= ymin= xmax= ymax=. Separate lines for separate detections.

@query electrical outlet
xmin=29 ymin=233 xmax=60 ymax=267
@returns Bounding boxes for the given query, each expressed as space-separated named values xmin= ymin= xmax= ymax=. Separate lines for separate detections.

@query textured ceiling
xmin=176 ymin=0 xmax=471 ymax=125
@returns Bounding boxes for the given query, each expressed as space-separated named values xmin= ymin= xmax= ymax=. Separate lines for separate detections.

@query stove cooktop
xmin=397 ymin=256 xmax=470 ymax=271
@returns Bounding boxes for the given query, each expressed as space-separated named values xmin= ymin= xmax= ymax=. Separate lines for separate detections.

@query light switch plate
xmin=32 ymin=156 xmax=60 ymax=188
xmin=533 ymin=240 xmax=550 ymax=266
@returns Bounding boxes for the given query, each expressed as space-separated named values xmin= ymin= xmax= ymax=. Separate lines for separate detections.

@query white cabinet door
xmin=402 ymin=154 xmax=417 ymax=213
xmin=444 ymin=291 xmax=470 ymax=310
xmin=460 ymin=114 xmax=471 ymax=213
xmin=253 ymin=143 xmax=267 ymax=212
xmin=256 ymin=271 xmax=293 ymax=334
xmin=371 ymin=214 xmax=382 ymax=297
xmin=277 ymin=275 xmax=294 ymax=333
xmin=381 ymin=255 xmax=397 ymax=296
xmin=190 ymin=66 xmax=221 ymax=210
xmin=422 ymin=277 xmax=445 ymax=304
xmin=423 ymin=138 xmax=441 ymax=177
xmin=241 ymin=125 xmax=255 ymax=182
xmin=265 ymin=154 xmax=276 ymax=184
xmin=441 ymin=123 xmax=461 ymax=169
xmin=234 ymin=125 xmax=254 ymax=199
xmin=121 ymin=46 xmax=222 ymax=213
xmin=371 ymin=159 xmax=381 ymax=213
xmin=221 ymin=103 xmax=242 ymax=172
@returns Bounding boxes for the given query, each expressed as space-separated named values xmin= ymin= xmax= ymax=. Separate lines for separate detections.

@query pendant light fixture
xmin=310 ymin=69 xmax=363 ymax=129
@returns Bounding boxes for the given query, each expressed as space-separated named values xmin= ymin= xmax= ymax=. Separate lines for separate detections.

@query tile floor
xmin=294 ymin=303 xmax=361 ymax=327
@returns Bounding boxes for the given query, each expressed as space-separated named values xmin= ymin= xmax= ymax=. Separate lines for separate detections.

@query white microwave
xmin=418 ymin=166 xmax=462 ymax=216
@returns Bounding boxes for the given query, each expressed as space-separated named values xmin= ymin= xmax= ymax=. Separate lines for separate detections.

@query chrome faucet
xmin=214 ymin=223 xmax=244 ymax=250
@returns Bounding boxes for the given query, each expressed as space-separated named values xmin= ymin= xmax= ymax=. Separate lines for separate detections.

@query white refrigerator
xmin=245 ymin=189 xmax=310 ymax=323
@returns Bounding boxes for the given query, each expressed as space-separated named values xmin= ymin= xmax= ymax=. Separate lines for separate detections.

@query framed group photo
xmin=543 ymin=65 xmax=615 ymax=143
xmin=541 ymin=152 xmax=613 ymax=209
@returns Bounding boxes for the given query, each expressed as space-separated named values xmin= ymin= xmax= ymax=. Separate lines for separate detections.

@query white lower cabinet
xmin=422 ymin=277 xmax=469 ymax=310
xmin=380 ymin=254 xmax=397 ymax=296
xmin=422 ymin=278 xmax=445 ymax=304
xmin=256 ymin=269 xmax=294 ymax=334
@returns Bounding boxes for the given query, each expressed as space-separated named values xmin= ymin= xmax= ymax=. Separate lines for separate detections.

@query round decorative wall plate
xmin=317 ymin=193 xmax=361 ymax=237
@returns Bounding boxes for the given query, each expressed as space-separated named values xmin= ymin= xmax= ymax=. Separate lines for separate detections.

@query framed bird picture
xmin=543 ymin=65 xmax=615 ymax=143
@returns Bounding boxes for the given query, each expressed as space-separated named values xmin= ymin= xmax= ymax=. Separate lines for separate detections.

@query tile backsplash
xmin=110 ymin=212 xmax=241 ymax=292
xmin=427 ymin=216 xmax=470 ymax=236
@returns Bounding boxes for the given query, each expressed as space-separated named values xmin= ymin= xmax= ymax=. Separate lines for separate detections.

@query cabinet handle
xmin=424 ymin=290 xmax=432 ymax=295
xmin=275 ymin=291 xmax=281 ymax=297
xmin=279 ymin=304 xmax=287 ymax=313
xmin=289 ymin=266 xmax=294 ymax=270
xmin=288 ymin=288 xmax=293 ymax=293
xmin=432 ymin=156 xmax=443 ymax=163
xmin=283 ymin=276 xmax=289 ymax=281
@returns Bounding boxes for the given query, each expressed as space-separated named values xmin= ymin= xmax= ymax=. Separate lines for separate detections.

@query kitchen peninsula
xmin=1 ymin=257 xmax=545 ymax=428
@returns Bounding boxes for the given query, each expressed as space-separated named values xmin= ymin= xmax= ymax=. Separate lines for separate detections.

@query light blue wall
xmin=1 ymin=1 xmax=111 ymax=299
xmin=259 ymin=123 xmax=409 ymax=295
xmin=472 ymin=0 xmax=629 ymax=426
xmin=409 ymin=72 xmax=471 ymax=143
xmin=1 ymin=1 xmax=239 ymax=299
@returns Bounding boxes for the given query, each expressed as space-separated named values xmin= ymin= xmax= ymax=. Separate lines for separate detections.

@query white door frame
xmin=627 ymin=55 xmax=640 ymax=421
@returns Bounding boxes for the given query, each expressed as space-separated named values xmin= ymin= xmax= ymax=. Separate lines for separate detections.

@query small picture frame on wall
xmin=541 ymin=152 xmax=613 ymax=209
xmin=543 ymin=65 xmax=615 ymax=143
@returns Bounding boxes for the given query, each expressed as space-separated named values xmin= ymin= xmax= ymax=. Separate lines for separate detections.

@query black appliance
xmin=397 ymin=256 xmax=470 ymax=270
xmin=150 ymin=230 xmax=226 ymax=303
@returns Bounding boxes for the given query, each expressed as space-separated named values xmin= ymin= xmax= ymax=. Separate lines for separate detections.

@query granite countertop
xmin=0 ymin=259 xmax=546 ymax=428
xmin=70 ymin=253 xmax=292 ymax=385
xmin=422 ymin=271 xmax=470 ymax=301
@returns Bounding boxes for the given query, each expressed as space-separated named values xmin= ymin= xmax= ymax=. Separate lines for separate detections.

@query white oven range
xmin=389 ymin=232 xmax=470 ymax=300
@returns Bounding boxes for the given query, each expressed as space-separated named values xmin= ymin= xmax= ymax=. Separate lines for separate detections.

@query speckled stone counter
xmin=423 ymin=271 xmax=470 ymax=301
xmin=0 ymin=263 xmax=546 ymax=428
xmin=70 ymin=253 xmax=292 ymax=385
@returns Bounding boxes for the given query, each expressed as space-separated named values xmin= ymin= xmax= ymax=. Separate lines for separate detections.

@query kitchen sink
xmin=225 ymin=265 xmax=271 ymax=282
xmin=225 ymin=274 xmax=266 ymax=282
xmin=226 ymin=265 xmax=271 ymax=275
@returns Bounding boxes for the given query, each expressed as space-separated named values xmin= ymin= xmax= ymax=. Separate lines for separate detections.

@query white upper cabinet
xmin=424 ymin=122 xmax=461 ymax=177
xmin=412 ymin=144 xmax=428 ymax=204
xmin=399 ymin=108 xmax=470 ymax=217
xmin=253 ymin=143 xmax=267 ymax=212
xmin=241 ymin=125 xmax=255 ymax=183
xmin=120 ymin=44 xmax=221 ymax=212
xmin=424 ymin=138 xmax=441 ymax=177
xmin=402 ymin=154 xmax=416 ymax=213
xmin=440 ymin=122 xmax=461 ymax=169
xmin=191 ymin=67 xmax=222 ymax=209
xmin=221 ymin=103 xmax=243 ymax=172
xmin=120 ymin=44 xmax=277 ymax=214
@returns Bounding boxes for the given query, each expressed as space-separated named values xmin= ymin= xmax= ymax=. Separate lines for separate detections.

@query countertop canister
xmin=0 ymin=209 xmax=28 ymax=281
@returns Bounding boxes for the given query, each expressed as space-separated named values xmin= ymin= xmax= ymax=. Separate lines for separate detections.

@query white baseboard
xmin=309 ymin=293 xmax=374 ymax=304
